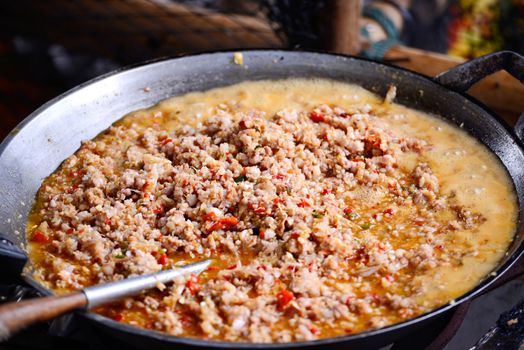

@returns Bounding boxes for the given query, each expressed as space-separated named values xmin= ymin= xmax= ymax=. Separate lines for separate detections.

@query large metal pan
xmin=0 ymin=50 xmax=523 ymax=349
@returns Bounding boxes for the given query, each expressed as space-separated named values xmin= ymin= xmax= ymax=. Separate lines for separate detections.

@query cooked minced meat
xmin=27 ymin=79 xmax=516 ymax=342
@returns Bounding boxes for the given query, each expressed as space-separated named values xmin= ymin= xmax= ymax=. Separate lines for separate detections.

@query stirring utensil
xmin=0 ymin=259 xmax=211 ymax=341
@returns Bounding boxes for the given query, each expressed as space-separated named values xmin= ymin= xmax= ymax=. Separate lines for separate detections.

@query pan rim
xmin=4 ymin=49 xmax=523 ymax=348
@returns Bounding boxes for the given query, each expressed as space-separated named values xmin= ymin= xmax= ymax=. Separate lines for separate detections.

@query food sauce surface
xmin=27 ymin=79 xmax=517 ymax=342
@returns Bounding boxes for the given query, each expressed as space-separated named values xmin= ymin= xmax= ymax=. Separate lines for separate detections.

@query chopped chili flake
xmin=113 ymin=313 xmax=124 ymax=322
xmin=344 ymin=207 xmax=358 ymax=219
xmin=321 ymin=188 xmax=333 ymax=195
xmin=105 ymin=218 xmax=111 ymax=225
xmin=31 ymin=231 xmax=50 ymax=243
xmin=273 ymin=197 xmax=283 ymax=207
xmin=203 ymin=211 xmax=217 ymax=221
xmin=297 ymin=199 xmax=310 ymax=208
xmin=157 ymin=253 xmax=168 ymax=266
xmin=310 ymin=111 xmax=325 ymax=123
xmin=207 ymin=216 xmax=239 ymax=233
xmin=223 ymin=274 xmax=232 ymax=281
xmin=227 ymin=264 xmax=237 ymax=270
xmin=160 ymin=138 xmax=173 ymax=146
xmin=276 ymin=289 xmax=294 ymax=310
xmin=142 ymin=181 xmax=150 ymax=191
xmin=260 ymin=230 xmax=265 ymax=239
xmin=343 ymin=207 xmax=355 ymax=214
xmin=186 ymin=274 xmax=200 ymax=294
xmin=310 ymin=326 xmax=319 ymax=335
xmin=290 ymin=232 xmax=300 ymax=239
xmin=384 ymin=208 xmax=395 ymax=215
xmin=66 ymin=228 xmax=74 ymax=235
xmin=250 ymin=203 xmax=267 ymax=214
xmin=66 ymin=184 xmax=79 ymax=194
xmin=273 ymin=174 xmax=285 ymax=180
xmin=206 ymin=266 xmax=220 ymax=271
xmin=153 ymin=206 xmax=164 ymax=214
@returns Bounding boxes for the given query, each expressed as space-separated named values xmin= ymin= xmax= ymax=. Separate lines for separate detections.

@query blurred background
xmin=1 ymin=0 xmax=524 ymax=140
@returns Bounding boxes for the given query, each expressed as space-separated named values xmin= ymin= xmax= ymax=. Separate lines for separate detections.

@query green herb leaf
xmin=346 ymin=212 xmax=358 ymax=220
xmin=234 ymin=175 xmax=247 ymax=183
xmin=312 ymin=210 xmax=324 ymax=219
xmin=114 ymin=253 xmax=126 ymax=259
xmin=254 ymin=145 xmax=262 ymax=150
xmin=360 ymin=223 xmax=371 ymax=230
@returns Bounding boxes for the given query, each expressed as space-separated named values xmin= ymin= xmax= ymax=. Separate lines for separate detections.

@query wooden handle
xmin=0 ymin=292 xmax=87 ymax=341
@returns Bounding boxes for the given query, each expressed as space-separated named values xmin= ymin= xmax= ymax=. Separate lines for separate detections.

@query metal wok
xmin=0 ymin=50 xmax=523 ymax=349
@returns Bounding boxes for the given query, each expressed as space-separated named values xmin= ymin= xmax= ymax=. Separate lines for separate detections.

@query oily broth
xmin=118 ymin=79 xmax=517 ymax=309
xmin=27 ymin=78 xmax=517 ymax=338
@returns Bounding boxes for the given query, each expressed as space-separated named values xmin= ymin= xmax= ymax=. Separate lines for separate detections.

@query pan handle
xmin=434 ymin=50 xmax=524 ymax=143
xmin=0 ymin=234 xmax=28 ymax=284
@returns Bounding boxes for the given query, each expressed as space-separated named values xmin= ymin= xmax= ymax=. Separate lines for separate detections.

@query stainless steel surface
xmin=83 ymin=260 xmax=210 ymax=309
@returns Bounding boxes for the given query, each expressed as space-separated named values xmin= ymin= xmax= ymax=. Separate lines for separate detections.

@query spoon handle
xmin=0 ymin=292 xmax=86 ymax=341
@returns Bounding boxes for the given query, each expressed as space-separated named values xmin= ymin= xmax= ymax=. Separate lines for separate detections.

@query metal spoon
xmin=0 ymin=259 xmax=211 ymax=341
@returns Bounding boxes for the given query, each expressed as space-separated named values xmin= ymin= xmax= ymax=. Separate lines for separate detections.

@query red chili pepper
xmin=185 ymin=274 xmax=200 ymax=295
xmin=310 ymin=326 xmax=319 ymax=335
xmin=259 ymin=230 xmax=265 ymax=239
xmin=310 ymin=111 xmax=325 ymax=123
xmin=66 ymin=228 xmax=74 ymax=235
xmin=273 ymin=197 xmax=283 ymax=207
xmin=207 ymin=216 xmax=239 ymax=233
xmin=153 ymin=206 xmax=164 ymax=214
xmin=290 ymin=232 xmax=300 ymax=239
xmin=142 ymin=181 xmax=150 ymax=191
xmin=203 ymin=211 xmax=217 ymax=221
xmin=105 ymin=218 xmax=111 ymax=225
xmin=388 ymin=182 xmax=397 ymax=190
xmin=343 ymin=207 xmax=354 ymax=214
xmin=249 ymin=203 xmax=267 ymax=214
xmin=276 ymin=289 xmax=294 ymax=310
xmin=273 ymin=174 xmax=285 ymax=180
xmin=113 ymin=313 xmax=124 ymax=322
xmin=223 ymin=274 xmax=232 ymax=281
xmin=157 ymin=253 xmax=168 ymax=266
xmin=227 ymin=264 xmax=237 ymax=270
xmin=160 ymin=138 xmax=173 ymax=146
xmin=415 ymin=219 xmax=425 ymax=226
xmin=66 ymin=184 xmax=79 ymax=194
xmin=206 ymin=266 xmax=220 ymax=271
xmin=297 ymin=199 xmax=310 ymax=208
xmin=31 ymin=231 xmax=50 ymax=243
xmin=384 ymin=208 xmax=395 ymax=215
xmin=321 ymin=188 xmax=332 ymax=195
